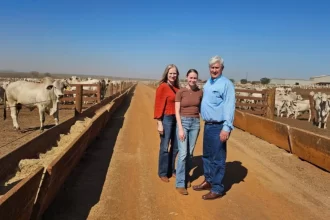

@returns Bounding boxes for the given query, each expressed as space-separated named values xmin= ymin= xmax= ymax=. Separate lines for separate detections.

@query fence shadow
xmin=190 ymin=157 xmax=248 ymax=195
xmin=42 ymin=86 xmax=136 ymax=220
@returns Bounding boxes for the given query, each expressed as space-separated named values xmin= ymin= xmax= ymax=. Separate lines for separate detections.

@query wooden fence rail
xmin=235 ymin=88 xmax=275 ymax=119
xmin=60 ymin=82 xmax=130 ymax=113
xmin=59 ymin=83 xmax=101 ymax=114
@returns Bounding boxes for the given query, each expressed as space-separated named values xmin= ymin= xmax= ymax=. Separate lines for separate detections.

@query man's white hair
xmin=209 ymin=55 xmax=224 ymax=66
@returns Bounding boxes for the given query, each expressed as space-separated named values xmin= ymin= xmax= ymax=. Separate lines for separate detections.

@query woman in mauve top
xmin=174 ymin=69 xmax=203 ymax=195
xmin=154 ymin=64 xmax=180 ymax=183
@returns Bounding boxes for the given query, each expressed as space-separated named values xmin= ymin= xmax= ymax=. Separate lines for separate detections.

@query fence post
xmin=113 ymin=84 xmax=117 ymax=94
xmin=97 ymin=83 xmax=101 ymax=103
xmin=120 ymin=82 xmax=123 ymax=94
xmin=309 ymin=95 xmax=316 ymax=124
xmin=108 ymin=83 xmax=113 ymax=96
xmin=265 ymin=88 xmax=275 ymax=120
xmin=56 ymin=102 xmax=60 ymax=123
xmin=75 ymin=84 xmax=83 ymax=116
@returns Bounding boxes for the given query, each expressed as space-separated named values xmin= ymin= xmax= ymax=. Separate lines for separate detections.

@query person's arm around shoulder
xmin=220 ymin=79 xmax=236 ymax=142
xmin=175 ymin=89 xmax=185 ymax=141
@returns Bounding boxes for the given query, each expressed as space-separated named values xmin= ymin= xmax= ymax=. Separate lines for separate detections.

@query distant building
xmin=270 ymin=75 xmax=330 ymax=85
xmin=269 ymin=78 xmax=313 ymax=85
xmin=309 ymin=75 xmax=330 ymax=84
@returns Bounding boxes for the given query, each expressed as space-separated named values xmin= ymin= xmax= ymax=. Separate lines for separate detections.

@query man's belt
xmin=204 ymin=121 xmax=224 ymax=125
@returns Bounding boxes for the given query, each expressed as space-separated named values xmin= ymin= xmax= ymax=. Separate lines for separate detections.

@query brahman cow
xmin=4 ymin=77 xmax=68 ymax=131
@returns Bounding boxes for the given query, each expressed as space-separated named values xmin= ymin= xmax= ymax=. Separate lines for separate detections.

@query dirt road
xmin=44 ymin=84 xmax=330 ymax=220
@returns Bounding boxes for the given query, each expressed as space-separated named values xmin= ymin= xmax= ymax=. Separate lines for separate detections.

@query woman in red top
xmin=154 ymin=64 xmax=180 ymax=183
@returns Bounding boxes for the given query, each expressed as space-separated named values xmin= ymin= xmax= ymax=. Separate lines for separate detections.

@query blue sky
xmin=0 ymin=0 xmax=329 ymax=81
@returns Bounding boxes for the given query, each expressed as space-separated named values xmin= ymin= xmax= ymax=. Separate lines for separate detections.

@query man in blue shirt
xmin=192 ymin=55 xmax=235 ymax=200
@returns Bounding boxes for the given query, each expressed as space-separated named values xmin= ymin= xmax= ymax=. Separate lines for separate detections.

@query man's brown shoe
xmin=160 ymin=176 xmax=169 ymax=182
xmin=176 ymin=187 xmax=188 ymax=195
xmin=202 ymin=191 xmax=223 ymax=200
xmin=192 ymin=180 xmax=211 ymax=191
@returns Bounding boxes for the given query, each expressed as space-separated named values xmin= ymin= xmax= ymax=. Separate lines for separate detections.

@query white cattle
xmin=68 ymin=76 xmax=80 ymax=83
xmin=287 ymin=100 xmax=311 ymax=120
xmin=275 ymin=96 xmax=287 ymax=117
xmin=275 ymin=92 xmax=300 ymax=117
xmin=0 ymin=86 xmax=5 ymax=104
xmin=309 ymin=91 xmax=330 ymax=129
xmin=317 ymin=93 xmax=330 ymax=129
xmin=4 ymin=78 xmax=68 ymax=131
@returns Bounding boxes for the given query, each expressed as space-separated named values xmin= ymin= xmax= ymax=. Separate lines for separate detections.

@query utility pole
xmin=246 ymin=72 xmax=248 ymax=81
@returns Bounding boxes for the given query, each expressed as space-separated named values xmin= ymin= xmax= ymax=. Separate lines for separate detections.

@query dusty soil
xmin=0 ymin=107 xmax=74 ymax=156
xmin=274 ymin=113 xmax=330 ymax=138
xmin=44 ymin=84 xmax=330 ymax=220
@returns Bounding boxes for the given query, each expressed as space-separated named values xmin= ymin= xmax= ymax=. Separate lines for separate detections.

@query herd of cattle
xmin=235 ymin=85 xmax=330 ymax=129
xmin=0 ymin=76 xmax=129 ymax=131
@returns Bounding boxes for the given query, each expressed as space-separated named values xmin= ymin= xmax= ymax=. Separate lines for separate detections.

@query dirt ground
xmin=275 ymin=115 xmax=330 ymax=137
xmin=42 ymin=84 xmax=330 ymax=220
xmin=0 ymin=107 xmax=74 ymax=156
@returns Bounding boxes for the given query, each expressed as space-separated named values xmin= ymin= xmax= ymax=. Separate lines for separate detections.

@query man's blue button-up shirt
xmin=201 ymin=75 xmax=236 ymax=132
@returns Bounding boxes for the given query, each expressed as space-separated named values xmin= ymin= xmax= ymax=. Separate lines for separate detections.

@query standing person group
xmin=154 ymin=56 xmax=235 ymax=200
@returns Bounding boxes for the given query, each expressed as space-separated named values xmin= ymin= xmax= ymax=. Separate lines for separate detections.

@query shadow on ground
xmin=20 ymin=124 xmax=55 ymax=133
xmin=190 ymin=156 xmax=248 ymax=194
xmin=42 ymin=86 xmax=136 ymax=220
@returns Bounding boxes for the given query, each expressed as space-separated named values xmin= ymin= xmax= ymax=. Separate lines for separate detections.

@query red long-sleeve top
xmin=154 ymin=82 xmax=179 ymax=119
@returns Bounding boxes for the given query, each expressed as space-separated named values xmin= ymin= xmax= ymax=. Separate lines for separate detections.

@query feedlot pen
xmin=0 ymin=108 xmax=74 ymax=155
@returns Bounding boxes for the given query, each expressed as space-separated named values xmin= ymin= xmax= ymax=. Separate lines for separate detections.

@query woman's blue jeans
xmin=158 ymin=114 xmax=178 ymax=177
xmin=175 ymin=117 xmax=200 ymax=188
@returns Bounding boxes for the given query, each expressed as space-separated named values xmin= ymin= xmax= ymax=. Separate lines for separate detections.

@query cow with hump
xmin=4 ymin=77 xmax=68 ymax=131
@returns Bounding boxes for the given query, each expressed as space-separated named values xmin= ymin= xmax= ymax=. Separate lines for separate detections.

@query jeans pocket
xmin=180 ymin=118 xmax=190 ymax=127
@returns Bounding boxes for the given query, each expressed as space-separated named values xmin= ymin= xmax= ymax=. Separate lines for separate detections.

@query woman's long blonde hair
xmin=159 ymin=64 xmax=180 ymax=88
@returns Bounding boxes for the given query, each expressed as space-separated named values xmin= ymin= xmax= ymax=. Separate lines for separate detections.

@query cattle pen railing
xmin=60 ymin=82 xmax=126 ymax=116
xmin=0 ymin=82 xmax=135 ymax=220
xmin=235 ymin=88 xmax=276 ymax=120
xmin=60 ymin=83 xmax=102 ymax=115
